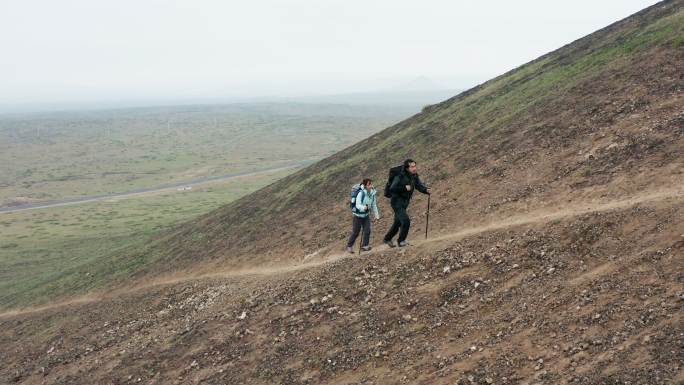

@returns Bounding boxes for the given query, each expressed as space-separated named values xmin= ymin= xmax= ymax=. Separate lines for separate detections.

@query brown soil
xmin=1 ymin=189 xmax=682 ymax=384
xmin=2 ymin=2 xmax=683 ymax=384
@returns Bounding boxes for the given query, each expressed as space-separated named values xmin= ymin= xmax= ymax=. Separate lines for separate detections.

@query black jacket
xmin=389 ymin=170 xmax=428 ymax=203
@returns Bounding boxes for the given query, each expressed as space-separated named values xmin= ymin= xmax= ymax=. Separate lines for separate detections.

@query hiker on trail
xmin=346 ymin=178 xmax=380 ymax=253
xmin=383 ymin=159 xmax=431 ymax=248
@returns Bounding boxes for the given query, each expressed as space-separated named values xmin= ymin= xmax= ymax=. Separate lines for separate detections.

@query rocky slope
xmin=1 ymin=191 xmax=682 ymax=384
xmin=111 ymin=0 xmax=684 ymax=279
xmin=1 ymin=1 xmax=683 ymax=384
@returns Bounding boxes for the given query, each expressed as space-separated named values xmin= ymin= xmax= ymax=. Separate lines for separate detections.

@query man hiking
xmin=383 ymin=159 xmax=431 ymax=248
xmin=346 ymin=178 xmax=381 ymax=253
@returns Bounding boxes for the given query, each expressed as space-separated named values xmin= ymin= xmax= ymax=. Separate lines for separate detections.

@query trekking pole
xmin=425 ymin=194 xmax=431 ymax=239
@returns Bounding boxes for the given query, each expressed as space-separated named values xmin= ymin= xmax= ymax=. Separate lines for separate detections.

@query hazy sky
xmin=0 ymin=0 xmax=661 ymax=109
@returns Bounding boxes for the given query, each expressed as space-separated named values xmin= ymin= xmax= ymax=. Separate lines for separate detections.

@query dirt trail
xmin=426 ymin=186 xmax=684 ymax=245
xmin=2 ymin=185 xmax=681 ymax=318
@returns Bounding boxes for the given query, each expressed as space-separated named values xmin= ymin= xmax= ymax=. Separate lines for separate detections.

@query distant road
xmin=0 ymin=160 xmax=314 ymax=214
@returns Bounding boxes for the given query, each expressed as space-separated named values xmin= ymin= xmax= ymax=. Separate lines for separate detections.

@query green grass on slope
xmin=268 ymin=7 xmax=684 ymax=209
xmin=0 ymin=169 xmax=291 ymax=310
xmin=8 ymin=3 xmax=679 ymax=310
xmin=150 ymin=2 xmax=683 ymax=263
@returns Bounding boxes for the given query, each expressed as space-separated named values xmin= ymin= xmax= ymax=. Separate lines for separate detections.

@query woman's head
xmin=361 ymin=178 xmax=373 ymax=189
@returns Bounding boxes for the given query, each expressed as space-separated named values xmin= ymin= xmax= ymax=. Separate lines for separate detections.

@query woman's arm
xmin=371 ymin=195 xmax=380 ymax=219
xmin=355 ymin=190 xmax=367 ymax=212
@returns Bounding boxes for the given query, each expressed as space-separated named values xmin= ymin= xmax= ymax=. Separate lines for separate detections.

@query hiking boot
xmin=361 ymin=246 xmax=372 ymax=252
xmin=346 ymin=246 xmax=354 ymax=253
xmin=398 ymin=241 xmax=410 ymax=247
xmin=383 ymin=239 xmax=396 ymax=248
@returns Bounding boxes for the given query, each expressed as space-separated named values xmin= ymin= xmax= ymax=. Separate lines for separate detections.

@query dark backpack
xmin=383 ymin=166 xmax=403 ymax=198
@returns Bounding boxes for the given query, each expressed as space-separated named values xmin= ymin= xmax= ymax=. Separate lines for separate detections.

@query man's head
xmin=403 ymin=159 xmax=417 ymax=175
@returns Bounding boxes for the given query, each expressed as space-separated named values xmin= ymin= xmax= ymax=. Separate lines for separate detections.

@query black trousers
xmin=347 ymin=215 xmax=371 ymax=248
xmin=384 ymin=198 xmax=410 ymax=243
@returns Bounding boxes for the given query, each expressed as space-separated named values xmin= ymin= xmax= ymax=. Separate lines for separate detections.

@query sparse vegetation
xmin=0 ymin=103 xmax=416 ymax=309
xmin=0 ymin=169 xmax=292 ymax=309
xmin=105 ymin=1 xmax=684 ymax=285
xmin=1 ymin=3 xmax=683 ymax=384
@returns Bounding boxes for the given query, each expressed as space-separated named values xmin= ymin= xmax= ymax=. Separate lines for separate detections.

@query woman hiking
xmin=346 ymin=178 xmax=380 ymax=253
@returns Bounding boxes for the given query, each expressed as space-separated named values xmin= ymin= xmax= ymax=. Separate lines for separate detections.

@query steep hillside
xmin=1 ymin=1 xmax=683 ymax=384
xmin=118 ymin=0 xmax=683 ymax=277
xmin=2 ymin=192 xmax=681 ymax=384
